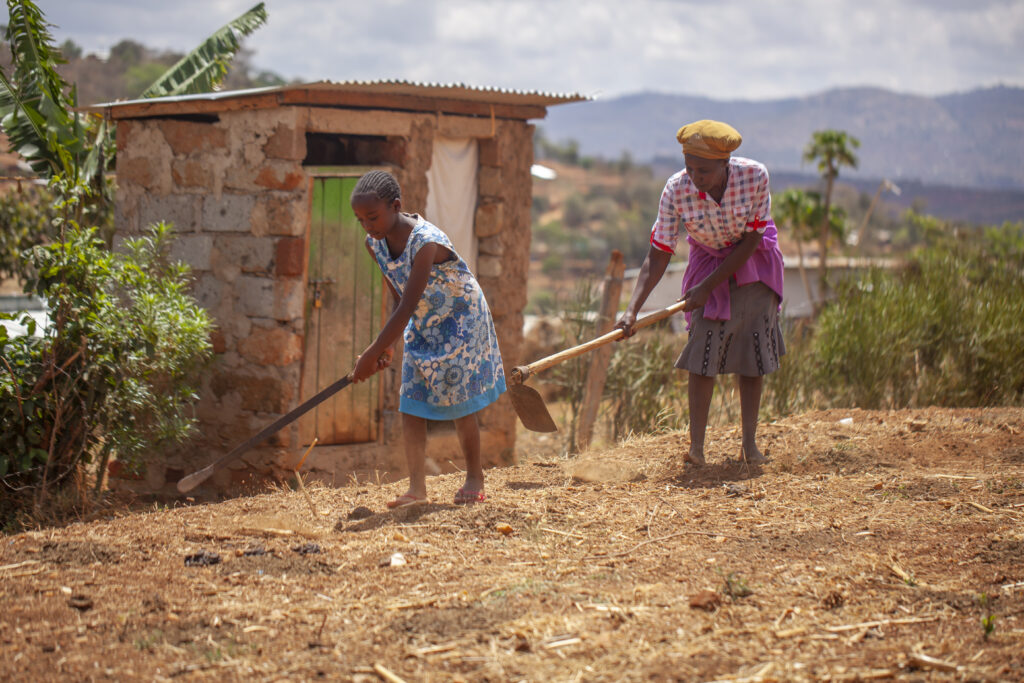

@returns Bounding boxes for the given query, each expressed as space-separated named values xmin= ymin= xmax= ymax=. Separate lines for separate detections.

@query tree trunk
xmin=818 ymin=174 xmax=835 ymax=306
xmin=796 ymin=236 xmax=812 ymax=316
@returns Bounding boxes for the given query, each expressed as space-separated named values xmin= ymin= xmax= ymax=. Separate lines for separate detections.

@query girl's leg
xmin=738 ymin=374 xmax=766 ymax=463
xmin=687 ymin=372 xmax=715 ymax=465
xmin=400 ymin=413 xmax=429 ymax=499
xmin=453 ymin=412 xmax=484 ymax=494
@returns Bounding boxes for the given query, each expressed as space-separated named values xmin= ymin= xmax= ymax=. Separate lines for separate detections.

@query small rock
xmin=292 ymin=543 xmax=321 ymax=555
xmin=388 ymin=552 xmax=406 ymax=567
xmin=724 ymin=483 xmax=748 ymax=497
xmin=495 ymin=524 xmax=515 ymax=536
xmin=243 ymin=546 xmax=267 ymax=556
xmin=184 ymin=550 xmax=221 ymax=567
xmin=68 ymin=594 xmax=94 ymax=611
xmin=907 ymin=418 xmax=927 ymax=432
xmin=822 ymin=590 xmax=845 ymax=609
xmin=689 ymin=590 xmax=721 ymax=611
xmin=393 ymin=531 xmax=410 ymax=542
xmin=347 ymin=506 xmax=373 ymax=520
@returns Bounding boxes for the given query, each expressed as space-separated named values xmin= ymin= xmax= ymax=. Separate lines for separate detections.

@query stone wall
xmin=112 ymin=104 xmax=534 ymax=497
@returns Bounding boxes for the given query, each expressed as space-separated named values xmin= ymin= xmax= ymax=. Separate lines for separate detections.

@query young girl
xmin=616 ymin=120 xmax=785 ymax=466
xmin=349 ymin=170 xmax=506 ymax=507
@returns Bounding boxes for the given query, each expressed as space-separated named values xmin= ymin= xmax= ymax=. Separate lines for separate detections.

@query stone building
xmin=94 ymin=81 xmax=584 ymax=496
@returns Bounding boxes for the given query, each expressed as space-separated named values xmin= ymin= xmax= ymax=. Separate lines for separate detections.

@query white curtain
xmin=425 ymin=136 xmax=479 ymax=273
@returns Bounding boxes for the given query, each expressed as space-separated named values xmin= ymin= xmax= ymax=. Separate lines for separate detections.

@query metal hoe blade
xmin=508 ymin=382 xmax=558 ymax=432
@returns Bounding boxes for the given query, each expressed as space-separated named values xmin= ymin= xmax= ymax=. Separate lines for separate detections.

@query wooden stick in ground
xmin=577 ymin=250 xmax=624 ymax=451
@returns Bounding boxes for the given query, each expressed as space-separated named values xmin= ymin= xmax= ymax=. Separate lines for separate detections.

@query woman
xmin=616 ymin=120 xmax=785 ymax=466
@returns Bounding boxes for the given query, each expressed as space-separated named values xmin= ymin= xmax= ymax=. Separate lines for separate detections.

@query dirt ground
xmin=2 ymin=406 xmax=1023 ymax=682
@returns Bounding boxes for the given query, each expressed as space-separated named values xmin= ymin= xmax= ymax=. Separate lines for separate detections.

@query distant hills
xmin=541 ymin=86 xmax=1024 ymax=192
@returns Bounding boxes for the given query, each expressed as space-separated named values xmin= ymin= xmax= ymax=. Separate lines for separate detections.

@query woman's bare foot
xmin=684 ymin=445 xmax=706 ymax=467
xmin=741 ymin=444 xmax=767 ymax=464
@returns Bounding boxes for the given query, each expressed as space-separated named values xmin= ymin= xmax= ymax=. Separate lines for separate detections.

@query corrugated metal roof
xmin=87 ymin=79 xmax=589 ymax=111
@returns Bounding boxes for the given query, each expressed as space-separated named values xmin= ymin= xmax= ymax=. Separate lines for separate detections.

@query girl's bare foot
xmin=454 ymin=475 xmax=485 ymax=504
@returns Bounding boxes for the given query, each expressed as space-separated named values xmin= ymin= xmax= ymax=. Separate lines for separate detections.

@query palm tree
xmin=775 ymin=188 xmax=816 ymax=311
xmin=802 ymin=129 xmax=860 ymax=299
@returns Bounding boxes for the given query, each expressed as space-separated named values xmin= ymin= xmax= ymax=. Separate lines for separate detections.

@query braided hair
xmin=351 ymin=170 xmax=401 ymax=204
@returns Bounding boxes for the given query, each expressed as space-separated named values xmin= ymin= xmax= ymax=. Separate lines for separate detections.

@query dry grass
xmin=2 ymin=407 xmax=1023 ymax=681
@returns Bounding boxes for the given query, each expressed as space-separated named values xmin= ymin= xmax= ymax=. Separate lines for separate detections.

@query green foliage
xmin=763 ymin=320 xmax=816 ymax=417
xmin=547 ymin=279 xmax=600 ymax=455
xmin=803 ymin=129 xmax=860 ymax=181
xmin=562 ymin=194 xmax=586 ymax=228
xmin=978 ymin=593 xmax=997 ymax=639
xmin=813 ymin=222 xmax=1024 ymax=408
xmin=526 ymin=290 xmax=556 ymax=315
xmin=802 ymin=129 xmax=860 ymax=294
xmin=0 ymin=182 xmax=113 ymax=282
xmin=0 ymin=0 xmax=92 ymax=180
xmin=604 ymin=330 xmax=686 ymax=441
xmin=1 ymin=181 xmax=212 ymax=519
xmin=717 ymin=568 xmax=753 ymax=599
xmin=0 ymin=182 xmax=57 ymax=281
xmin=140 ymin=2 xmax=268 ymax=98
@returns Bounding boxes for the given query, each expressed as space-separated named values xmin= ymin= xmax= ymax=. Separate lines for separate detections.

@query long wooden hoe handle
xmin=511 ymin=298 xmax=688 ymax=383
xmin=176 ymin=374 xmax=353 ymax=494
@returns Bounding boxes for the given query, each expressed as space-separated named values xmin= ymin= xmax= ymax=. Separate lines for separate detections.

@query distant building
xmin=625 ymin=256 xmax=895 ymax=326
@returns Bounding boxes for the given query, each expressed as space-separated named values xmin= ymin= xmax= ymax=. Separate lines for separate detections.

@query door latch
xmin=309 ymin=278 xmax=336 ymax=309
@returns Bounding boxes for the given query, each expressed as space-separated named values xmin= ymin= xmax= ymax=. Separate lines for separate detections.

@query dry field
xmin=2 ymin=407 xmax=1023 ymax=682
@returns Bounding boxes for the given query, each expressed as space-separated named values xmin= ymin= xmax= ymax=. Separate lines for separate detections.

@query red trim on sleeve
xmin=650 ymin=234 xmax=675 ymax=254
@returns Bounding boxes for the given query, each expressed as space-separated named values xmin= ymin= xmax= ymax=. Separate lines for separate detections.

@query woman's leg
xmin=401 ymin=413 xmax=429 ymax=499
xmin=687 ymin=372 xmax=715 ymax=465
xmin=738 ymin=374 xmax=766 ymax=463
xmin=453 ymin=412 xmax=484 ymax=494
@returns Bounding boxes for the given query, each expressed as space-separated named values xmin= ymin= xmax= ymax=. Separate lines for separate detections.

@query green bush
xmin=0 ymin=182 xmax=115 ymax=283
xmin=763 ymin=319 xmax=817 ymax=417
xmin=813 ymin=223 xmax=1024 ymax=408
xmin=547 ymin=280 xmax=600 ymax=454
xmin=1 ymin=187 xmax=212 ymax=522
xmin=0 ymin=184 xmax=59 ymax=282
xmin=604 ymin=329 xmax=686 ymax=441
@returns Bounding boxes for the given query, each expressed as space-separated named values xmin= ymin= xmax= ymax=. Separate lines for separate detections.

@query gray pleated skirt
xmin=676 ymin=280 xmax=785 ymax=377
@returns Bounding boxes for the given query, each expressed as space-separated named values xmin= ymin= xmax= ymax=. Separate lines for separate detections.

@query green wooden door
xmin=300 ymin=176 xmax=384 ymax=445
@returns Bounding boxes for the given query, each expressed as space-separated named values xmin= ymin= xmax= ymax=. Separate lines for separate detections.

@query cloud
xmin=43 ymin=0 xmax=1024 ymax=99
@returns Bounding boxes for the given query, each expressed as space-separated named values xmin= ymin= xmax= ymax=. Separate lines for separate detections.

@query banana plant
xmin=0 ymin=0 xmax=268 ymax=199
xmin=140 ymin=2 xmax=267 ymax=98
xmin=0 ymin=0 xmax=87 ymax=179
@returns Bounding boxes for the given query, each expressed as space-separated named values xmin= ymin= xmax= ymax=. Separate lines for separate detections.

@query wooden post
xmin=576 ymin=250 xmax=624 ymax=451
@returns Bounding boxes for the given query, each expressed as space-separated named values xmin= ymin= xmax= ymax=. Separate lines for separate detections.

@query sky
xmin=43 ymin=0 xmax=1024 ymax=101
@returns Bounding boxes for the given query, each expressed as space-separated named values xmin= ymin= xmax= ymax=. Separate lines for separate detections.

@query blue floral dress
xmin=368 ymin=216 xmax=506 ymax=420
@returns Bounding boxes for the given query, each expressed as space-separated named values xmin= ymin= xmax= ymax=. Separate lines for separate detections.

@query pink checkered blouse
xmin=650 ymin=156 xmax=772 ymax=253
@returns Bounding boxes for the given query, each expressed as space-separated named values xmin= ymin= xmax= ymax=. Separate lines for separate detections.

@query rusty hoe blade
xmin=509 ymin=298 xmax=688 ymax=433
xmin=509 ymin=367 xmax=558 ymax=432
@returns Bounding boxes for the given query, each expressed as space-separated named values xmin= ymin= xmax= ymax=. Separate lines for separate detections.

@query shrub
xmin=1 ymin=186 xmax=212 ymax=523
xmin=813 ymin=222 xmax=1024 ymax=408
xmin=546 ymin=279 xmax=600 ymax=454
xmin=604 ymin=329 xmax=686 ymax=441
xmin=0 ymin=182 xmax=115 ymax=283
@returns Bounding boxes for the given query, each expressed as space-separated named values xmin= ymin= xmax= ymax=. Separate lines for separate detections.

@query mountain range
xmin=541 ymin=86 xmax=1024 ymax=192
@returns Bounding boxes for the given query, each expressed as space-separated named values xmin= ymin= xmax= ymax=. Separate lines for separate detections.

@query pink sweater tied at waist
xmin=680 ymin=220 xmax=785 ymax=328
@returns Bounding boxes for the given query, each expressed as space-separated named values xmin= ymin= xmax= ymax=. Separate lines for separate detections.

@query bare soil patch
xmin=2 ymin=407 xmax=1023 ymax=681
